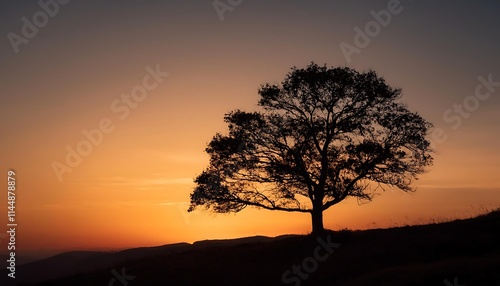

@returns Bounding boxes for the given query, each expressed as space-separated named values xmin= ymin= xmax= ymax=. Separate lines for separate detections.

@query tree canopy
xmin=188 ymin=62 xmax=433 ymax=234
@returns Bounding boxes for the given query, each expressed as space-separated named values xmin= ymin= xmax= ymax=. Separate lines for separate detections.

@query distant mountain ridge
xmin=1 ymin=210 xmax=499 ymax=285
xmin=0 ymin=236 xmax=292 ymax=285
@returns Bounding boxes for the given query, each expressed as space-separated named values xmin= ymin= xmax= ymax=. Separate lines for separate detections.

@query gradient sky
xmin=1 ymin=0 xmax=499 ymax=258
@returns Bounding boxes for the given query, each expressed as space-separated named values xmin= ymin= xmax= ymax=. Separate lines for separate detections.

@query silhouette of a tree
xmin=188 ymin=63 xmax=433 ymax=234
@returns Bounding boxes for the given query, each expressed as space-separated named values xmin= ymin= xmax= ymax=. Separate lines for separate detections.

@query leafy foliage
xmin=189 ymin=63 xmax=433 ymax=222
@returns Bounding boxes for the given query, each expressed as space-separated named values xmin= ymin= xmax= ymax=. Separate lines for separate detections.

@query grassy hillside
xmin=3 ymin=210 xmax=499 ymax=286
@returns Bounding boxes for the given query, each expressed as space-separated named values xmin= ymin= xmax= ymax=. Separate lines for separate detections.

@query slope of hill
xmin=2 ymin=210 xmax=499 ymax=286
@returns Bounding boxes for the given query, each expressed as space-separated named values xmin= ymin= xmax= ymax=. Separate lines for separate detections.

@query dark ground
xmin=1 ymin=210 xmax=499 ymax=286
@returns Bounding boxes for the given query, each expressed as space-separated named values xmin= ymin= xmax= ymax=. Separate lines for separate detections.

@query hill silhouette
xmin=1 ymin=210 xmax=499 ymax=286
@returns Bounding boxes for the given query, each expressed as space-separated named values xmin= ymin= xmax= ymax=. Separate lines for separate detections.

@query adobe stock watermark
xmin=51 ymin=64 xmax=169 ymax=182
xmin=108 ymin=267 xmax=135 ymax=286
xmin=426 ymin=73 xmax=499 ymax=150
xmin=7 ymin=0 xmax=71 ymax=54
xmin=339 ymin=0 xmax=405 ymax=63
xmin=443 ymin=276 xmax=466 ymax=286
xmin=213 ymin=0 xmax=243 ymax=22
xmin=177 ymin=203 xmax=193 ymax=225
xmin=442 ymin=74 xmax=500 ymax=130
xmin=282 ymin=234 xmax=340 ymax=286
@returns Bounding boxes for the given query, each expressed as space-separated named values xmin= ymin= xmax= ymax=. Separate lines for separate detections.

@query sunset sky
xmin=1 ymin=0 xmax=499 ymax=259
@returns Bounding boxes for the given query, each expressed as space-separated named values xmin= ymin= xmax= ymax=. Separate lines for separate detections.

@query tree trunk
xmin=311 ymin=208 xmax=324 ymax=235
